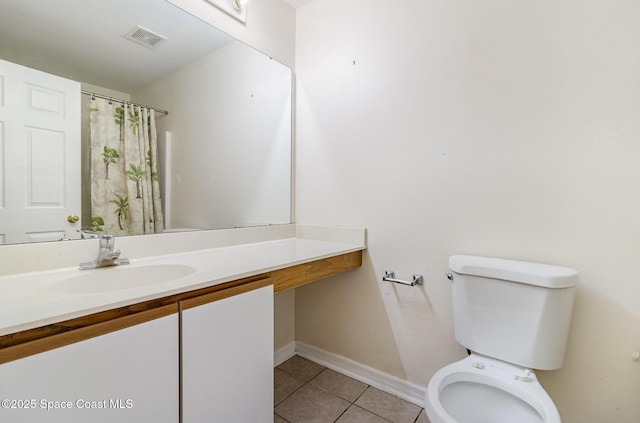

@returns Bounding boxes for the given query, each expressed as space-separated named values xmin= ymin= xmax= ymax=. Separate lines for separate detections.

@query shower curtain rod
xmin=81 ymin=90 xmax=169 ymax=116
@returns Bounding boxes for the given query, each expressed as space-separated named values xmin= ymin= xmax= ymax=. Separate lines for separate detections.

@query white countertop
xmin=0 ymin=237 xmax=365 ymax=337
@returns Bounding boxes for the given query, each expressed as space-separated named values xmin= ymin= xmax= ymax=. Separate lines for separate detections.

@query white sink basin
xmin=48 ymin=264 xmax=197 ymax=294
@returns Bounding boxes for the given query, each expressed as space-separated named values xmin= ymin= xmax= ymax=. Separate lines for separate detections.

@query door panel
xmin=0 ymin=59 xmax=81 ymax=244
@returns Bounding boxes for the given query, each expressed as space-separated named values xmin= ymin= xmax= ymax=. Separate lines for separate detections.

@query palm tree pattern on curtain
xmin=89 ymin=97 xmax=164 ymax=236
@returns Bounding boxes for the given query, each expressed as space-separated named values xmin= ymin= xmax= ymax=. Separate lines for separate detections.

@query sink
xmin=48 ymin=264 xmax=197 ymax=294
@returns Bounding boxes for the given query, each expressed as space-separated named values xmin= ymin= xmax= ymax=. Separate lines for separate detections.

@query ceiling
xmin=0 ymin=0 xmax=233 ymax=93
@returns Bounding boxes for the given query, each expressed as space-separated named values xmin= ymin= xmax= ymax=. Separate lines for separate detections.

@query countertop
xmin=0 ymin=237 xmax=365 ymax=337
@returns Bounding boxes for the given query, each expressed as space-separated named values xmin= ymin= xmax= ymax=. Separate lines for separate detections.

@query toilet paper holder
xmin=383 ymin=271 xmax=423 ymax=286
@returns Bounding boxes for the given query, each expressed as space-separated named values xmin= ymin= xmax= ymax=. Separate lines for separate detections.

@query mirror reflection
xmin=0 ymin=0 xmax=292 ymax=245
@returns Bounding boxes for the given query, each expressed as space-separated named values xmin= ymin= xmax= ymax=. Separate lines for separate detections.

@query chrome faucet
xmin=79 ymin=234 xmax=130 ymax=270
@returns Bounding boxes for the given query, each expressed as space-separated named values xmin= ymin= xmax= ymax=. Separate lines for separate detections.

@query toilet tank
xmin=449 ymin=255 xmax=578 ymax=370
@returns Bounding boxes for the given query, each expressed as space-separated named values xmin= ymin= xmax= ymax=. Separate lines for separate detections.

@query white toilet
xmin=425 ymin=255 xmax=578 ymax=423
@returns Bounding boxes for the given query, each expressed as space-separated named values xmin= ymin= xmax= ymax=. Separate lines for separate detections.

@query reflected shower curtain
xmin=89 ymin=97 xmax=164 ymax=235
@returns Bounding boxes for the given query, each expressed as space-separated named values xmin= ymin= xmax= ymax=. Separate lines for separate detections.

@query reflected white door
xmin=0 ymin=58 xmax=81 ymax=244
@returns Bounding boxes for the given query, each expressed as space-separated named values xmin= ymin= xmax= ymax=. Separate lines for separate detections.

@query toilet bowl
xmin=426 ymin=353 xmax=560 ymax=423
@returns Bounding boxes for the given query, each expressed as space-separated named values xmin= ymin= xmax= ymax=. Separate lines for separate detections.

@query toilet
xmin=425 ymin=255 xmax=578 ymax=423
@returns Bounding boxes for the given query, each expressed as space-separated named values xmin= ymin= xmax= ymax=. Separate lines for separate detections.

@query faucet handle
xmin=100 ymin=234 xmax=115 ymax=248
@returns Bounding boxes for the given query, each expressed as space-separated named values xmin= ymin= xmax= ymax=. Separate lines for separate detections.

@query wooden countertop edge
xmin=0 ymin=250 xmax=362 ymax=363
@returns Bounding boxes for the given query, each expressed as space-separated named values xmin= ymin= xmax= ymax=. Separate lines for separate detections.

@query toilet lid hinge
xmin=514 ymin=369 xmax=535 ymax=382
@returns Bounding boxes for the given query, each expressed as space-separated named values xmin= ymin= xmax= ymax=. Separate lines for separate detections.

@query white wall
xmin=295 ymin=1 xmax=640 ymax=422
xmin=135 ymin=41 xmax=291 ymax=230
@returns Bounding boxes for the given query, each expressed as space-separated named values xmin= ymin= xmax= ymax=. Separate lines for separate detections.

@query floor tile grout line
xmin=356 ymin=386 xmax=423 ymax=423
xmin=346 ymin=403 xmax=396 ymax=423
xmin=274 ymin=385 xmax=297 ymax=408
xmin=315 ymin=369 xmax=369 ymax=404
xmin=276 ymin=363 xmax=326 ymax=382
xmin=274 ymin=376 xmax=311 ymax=408
xmin=351 ymin=385 xmax=369 ymax=404
xmin=276 ymin=356 xmax=425 ymax=423
xmin=273 ymin=377 xmax=301 ymax=407
xmin=274 ymin=360 xmax=326 ymax=407
xmin=328 ymin=380 xmax=378 ymax=423
xmin=359 ymin=403 xmax=397 ymax=423
xmin=331 ymin=405 xmax=349 ymax=423
xmin=274 ymin=410 xmax=292 ymax=423
xmin=278 ymin=381 xmax=397 ymax=423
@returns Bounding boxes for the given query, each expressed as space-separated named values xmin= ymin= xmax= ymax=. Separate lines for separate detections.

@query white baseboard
xmin=274 ymin=342 xmax=296 ymax=367
xmin=293 ymin=342 xmax=426 ymax=407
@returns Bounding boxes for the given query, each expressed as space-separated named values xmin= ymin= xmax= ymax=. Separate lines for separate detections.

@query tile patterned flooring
xmin=274 ymin=356 xmax=431 ymax=423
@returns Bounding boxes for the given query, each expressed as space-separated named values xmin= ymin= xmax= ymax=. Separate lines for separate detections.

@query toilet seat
xmin=425 ymin=353 xmax=561 ymax=423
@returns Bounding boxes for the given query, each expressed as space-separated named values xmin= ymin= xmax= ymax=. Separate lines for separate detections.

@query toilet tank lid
xmin=449 ymin=255 xmax=578 ymax=288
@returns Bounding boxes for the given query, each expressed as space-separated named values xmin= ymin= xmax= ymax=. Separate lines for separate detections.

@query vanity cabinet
xmin=0 ymin=307 xmax=179 ymax=423
xmin=181 ymin=278 xmax=274 ymax=423
xmin=0 ymin=279 xmax=273 ymax=423
xmin=0 ymin=251 xmax=362 ymax=423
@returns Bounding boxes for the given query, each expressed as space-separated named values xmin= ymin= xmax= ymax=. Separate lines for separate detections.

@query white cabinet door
xmin=0 ymin=313 xmax=179 ymax=423
xmin=0 ymin=58 xmax=81 ymax=244
xmin=182 ymin=284 xmax=274 ymax=423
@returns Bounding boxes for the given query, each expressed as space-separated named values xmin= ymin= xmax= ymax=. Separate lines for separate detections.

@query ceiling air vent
xmin=124 ymin=25 xmax=167 ymax=49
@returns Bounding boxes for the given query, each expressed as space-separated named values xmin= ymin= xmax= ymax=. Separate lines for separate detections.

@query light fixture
xmin=205 ymin=0 xmax=249 ymax=23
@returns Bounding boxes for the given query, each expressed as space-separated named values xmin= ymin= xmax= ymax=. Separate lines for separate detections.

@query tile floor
xmin=274 ymin=356 xmax=431 ymax=423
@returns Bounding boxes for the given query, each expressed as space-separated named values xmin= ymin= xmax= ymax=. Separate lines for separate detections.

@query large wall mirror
xmin=0 ymin=0 xmax=292 ymax=245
